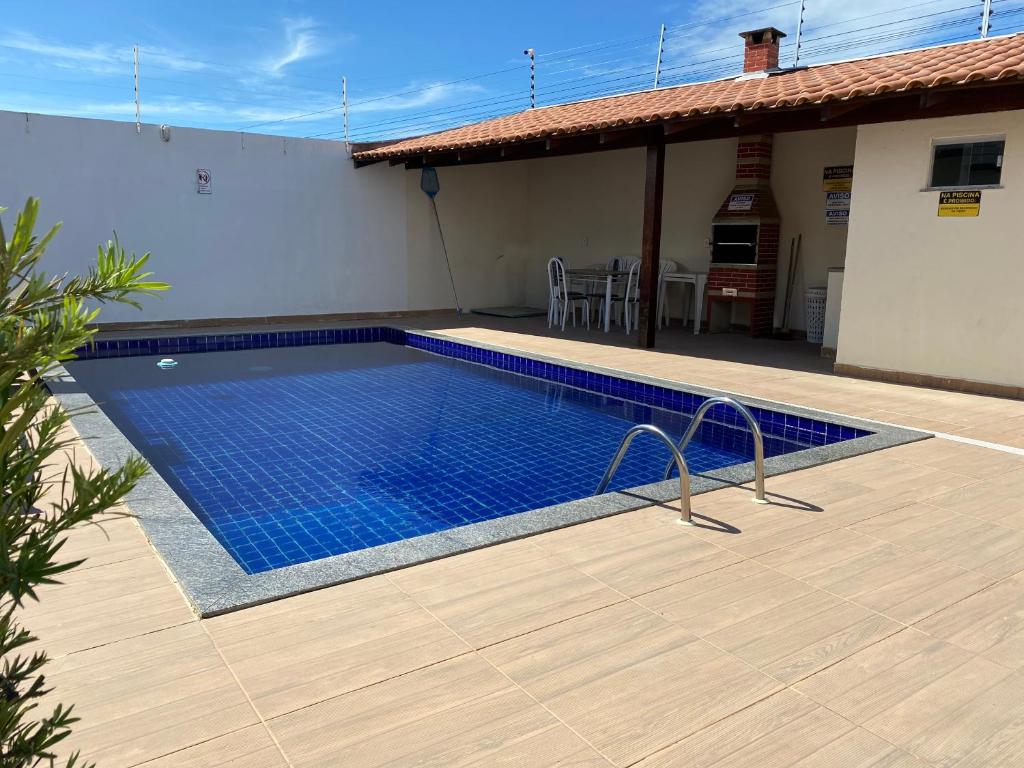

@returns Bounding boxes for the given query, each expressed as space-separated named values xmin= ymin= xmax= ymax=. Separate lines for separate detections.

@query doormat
xmin=470 ymin=307 xmax=548 ymax=318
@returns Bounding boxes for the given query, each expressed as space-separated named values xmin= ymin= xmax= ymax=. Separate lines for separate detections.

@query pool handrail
xmin=595 ymin=424 xmax=693 ymax=524
xmin=662 ymin=396 xmax=767 ymax=503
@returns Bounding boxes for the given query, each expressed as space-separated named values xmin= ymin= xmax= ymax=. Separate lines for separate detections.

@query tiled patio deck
xmin=38 ymin=317 xmax=1024 ymax=766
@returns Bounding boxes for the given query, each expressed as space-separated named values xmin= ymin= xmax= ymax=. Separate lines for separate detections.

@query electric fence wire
xmin=4 ymin=0 xmax=1020 ymax=140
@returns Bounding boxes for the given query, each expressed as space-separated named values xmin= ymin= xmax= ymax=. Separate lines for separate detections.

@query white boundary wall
xmin=0 ymin=111 xmax=527 ymax=323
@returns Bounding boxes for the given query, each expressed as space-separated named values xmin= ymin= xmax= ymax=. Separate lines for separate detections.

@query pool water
xmin=68 ymin=343 xmax=827 ymax=573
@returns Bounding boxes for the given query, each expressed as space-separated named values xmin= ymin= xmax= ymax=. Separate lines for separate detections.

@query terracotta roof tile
xmin=355 ymin=34 xmax=1024 ymax=160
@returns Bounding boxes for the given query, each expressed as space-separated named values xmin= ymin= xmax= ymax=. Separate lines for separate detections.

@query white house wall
xmin=520 ymin=141 xmax=738 ymax=313
xmin=404 ymin=162 xmax=529 ymax=312
xmin=838 ymin=111 xmax=1024 ymax=389
xmin=770 ymin=127 xmax=856 ymax=330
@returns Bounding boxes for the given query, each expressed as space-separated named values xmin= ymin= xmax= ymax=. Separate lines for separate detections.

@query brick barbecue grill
xmin=705 ymin=28 xmax=785 ymax=336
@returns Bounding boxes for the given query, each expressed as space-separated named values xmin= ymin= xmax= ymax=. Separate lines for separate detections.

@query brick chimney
xmin=739 ymin=27 xmax=786 ymax=73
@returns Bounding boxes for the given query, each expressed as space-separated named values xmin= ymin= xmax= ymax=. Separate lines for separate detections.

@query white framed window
xmin=929 ymin=136 xmax=1005 ymax=189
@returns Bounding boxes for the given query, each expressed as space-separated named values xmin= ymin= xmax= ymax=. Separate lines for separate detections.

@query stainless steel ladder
xmin=595 ymin=424 xmax=694 ymax=524
xmin=594 ymin=397 xmax=768 ymax=525
xmin=662 ymin=396 xmax=767 ymax=503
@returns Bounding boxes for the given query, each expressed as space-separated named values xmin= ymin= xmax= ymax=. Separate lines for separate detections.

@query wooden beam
xmin=545 ymin=135 xmax=578 ymax=151
xmin=637 ymin=141 xmax=665 ymax=349
xmin=662 ymin=116 xmax=719 ymax=136
xmin=819 ymin=99 xmax=869 ymax=122
xmin=732 ymin=112 xmax=765 ymax=129
xmin=920 ymin=90 xmax=951 ymax=109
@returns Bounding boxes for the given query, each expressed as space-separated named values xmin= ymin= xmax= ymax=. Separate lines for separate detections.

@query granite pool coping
xmin=49 ymin=326 xmax=929 ymax=617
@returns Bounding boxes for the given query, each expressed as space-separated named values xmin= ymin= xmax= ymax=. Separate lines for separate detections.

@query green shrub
xmin=0 ymin=198 xmax=168 ymax=766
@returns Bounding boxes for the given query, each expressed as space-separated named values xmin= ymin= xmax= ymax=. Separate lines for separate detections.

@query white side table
xmin=660 ymin=272 xmax=707 ymax=335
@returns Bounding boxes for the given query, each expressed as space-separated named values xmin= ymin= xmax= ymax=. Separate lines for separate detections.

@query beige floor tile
xmin=755 ymin=528 xmax=886 ymax=578
xmin=894 ymin=671 xmax=1024 ymax=766
xmin=944 ymin=675 xmax=1024 ymax=767
xmin=269 ymin=654 xmax=610 ymax=767
xmin=637 ymin=688 xmax=925 ymax=768
xmin=794 ymin=629 xmax=980 ymax=722
xmin=55 ymin=516 xmax=155 ymax=571
xmin=957 ymin=425 xmax=1024 ymax=449
xmin=388 ymin=540 xmax=623 ymax=648
xmin=782 ymin=728 xmax=928 ymax=767
xmin=705 ymin=588 xmax=901 ymax=684
xmin=482 ymin=602 xmax=782 ymax=766
xmin=794 ymin=628 xmax=1018 ymax=765
xmin=22 ymin=554 xmax=194 ymax=656
xmin=205 ymin=575 xmax=470 ymax=719
xmin=635 ymin=560 xmax=818 ymax=636
xmin=927 ymin=467 xmax=1024 ymax=530
xmin=757 ymin=474 xmax=871 ymax=510
xmin=916 ymin=573 xmax=1024 ymax=668
xmin=853 ymin=502 xmax=1024 ymax=578
xmin=49 ymin=622 xmax=257 ymax=768
xmin=687 ymin=502 xmax=840 ymax=559
xmin=532 ymin=514 xmax=742 ymax=596
xmin=797 ymin=540 xmax=995 ymax=624
xmin=135 ymin=725 xmax=286 ymax=767
xmin=890 ymin=439 xmax=1024 ymax=480
xmin=814 ymin=467 xmax=980 ymax=527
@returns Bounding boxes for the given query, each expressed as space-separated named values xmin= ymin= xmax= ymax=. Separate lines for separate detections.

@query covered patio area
xmin=355 ymin=29 xmax=1024 ymax=398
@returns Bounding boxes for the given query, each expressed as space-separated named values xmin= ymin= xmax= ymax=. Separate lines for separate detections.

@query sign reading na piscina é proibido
xmin=822 ymin=165 xmax=853 ymax=193
xmin=727 ymin=193 xmax=754 ymax=211
xmin=937 ymin=190 xmax=981 ymax=217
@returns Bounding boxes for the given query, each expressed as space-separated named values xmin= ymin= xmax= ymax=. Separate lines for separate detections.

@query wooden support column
xmin=637 ymin=141 xmax=665 ymax=348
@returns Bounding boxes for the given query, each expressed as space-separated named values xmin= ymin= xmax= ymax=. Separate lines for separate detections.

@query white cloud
xmin=263 ymin=17 xmax=323 ymax=76
xmin=1 ymin=16 xmax=352 ymax=133
xmin=142 ymin=46 xmax=208 ymax=73
xmin=4 ymin=30 xmax=208 ymax=75
xmin=660 ymin=0 xmax=977 ymax=79
xmin=1 ymin=90 xmax=346 ymax=131
xmin=349 ymin=81 xmax=487 ymax=114
xmin=4 ymin=31 xmax=128 ymax=75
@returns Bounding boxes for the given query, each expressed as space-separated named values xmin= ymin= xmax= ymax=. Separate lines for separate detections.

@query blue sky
xmin=3 ymin=1 xmax=1018 ymax=141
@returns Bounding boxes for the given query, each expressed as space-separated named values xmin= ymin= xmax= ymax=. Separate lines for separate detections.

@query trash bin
xmin=805 ymin=286 xmax=827 ymax=344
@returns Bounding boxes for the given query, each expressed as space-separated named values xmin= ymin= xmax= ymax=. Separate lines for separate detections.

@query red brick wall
xmin=706 ymin=131 xmax=781 ymax=335
xmin=743 ymin=41 xmax=780 ymax=73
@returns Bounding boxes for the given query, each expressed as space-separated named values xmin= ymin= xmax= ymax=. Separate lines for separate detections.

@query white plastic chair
xmin=547 ymin=257 xmax=590 ymax=331
xmin=658 ymin=260 xmax=678 ymax=328
xmin=611 ymin=260 xmax=642 ymax=334
xmin=580 ymin=261 xmax=609 ymax=323
xmin=612 ymin=257 xmax=641 ymax=328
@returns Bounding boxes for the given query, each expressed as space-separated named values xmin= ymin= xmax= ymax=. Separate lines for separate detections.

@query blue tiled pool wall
xmin=402 ymin=333 xmax=873 ymax=454
xmin=75 ymin=326 xmax=871 ymax=455
xmin=73 ymin=326 xmax=405 ymax=359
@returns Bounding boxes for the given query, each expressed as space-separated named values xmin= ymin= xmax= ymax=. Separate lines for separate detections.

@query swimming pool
xmin=57 ymin=327 xmax=923 ymax=614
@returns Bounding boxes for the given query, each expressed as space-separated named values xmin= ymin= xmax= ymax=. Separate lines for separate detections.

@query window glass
xmin=931 ymin=140 xmax=1004 ymax=187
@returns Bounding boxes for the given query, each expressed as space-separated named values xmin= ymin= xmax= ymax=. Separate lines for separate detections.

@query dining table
xmin=565 ymin=268 xmax=630 ymax=332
